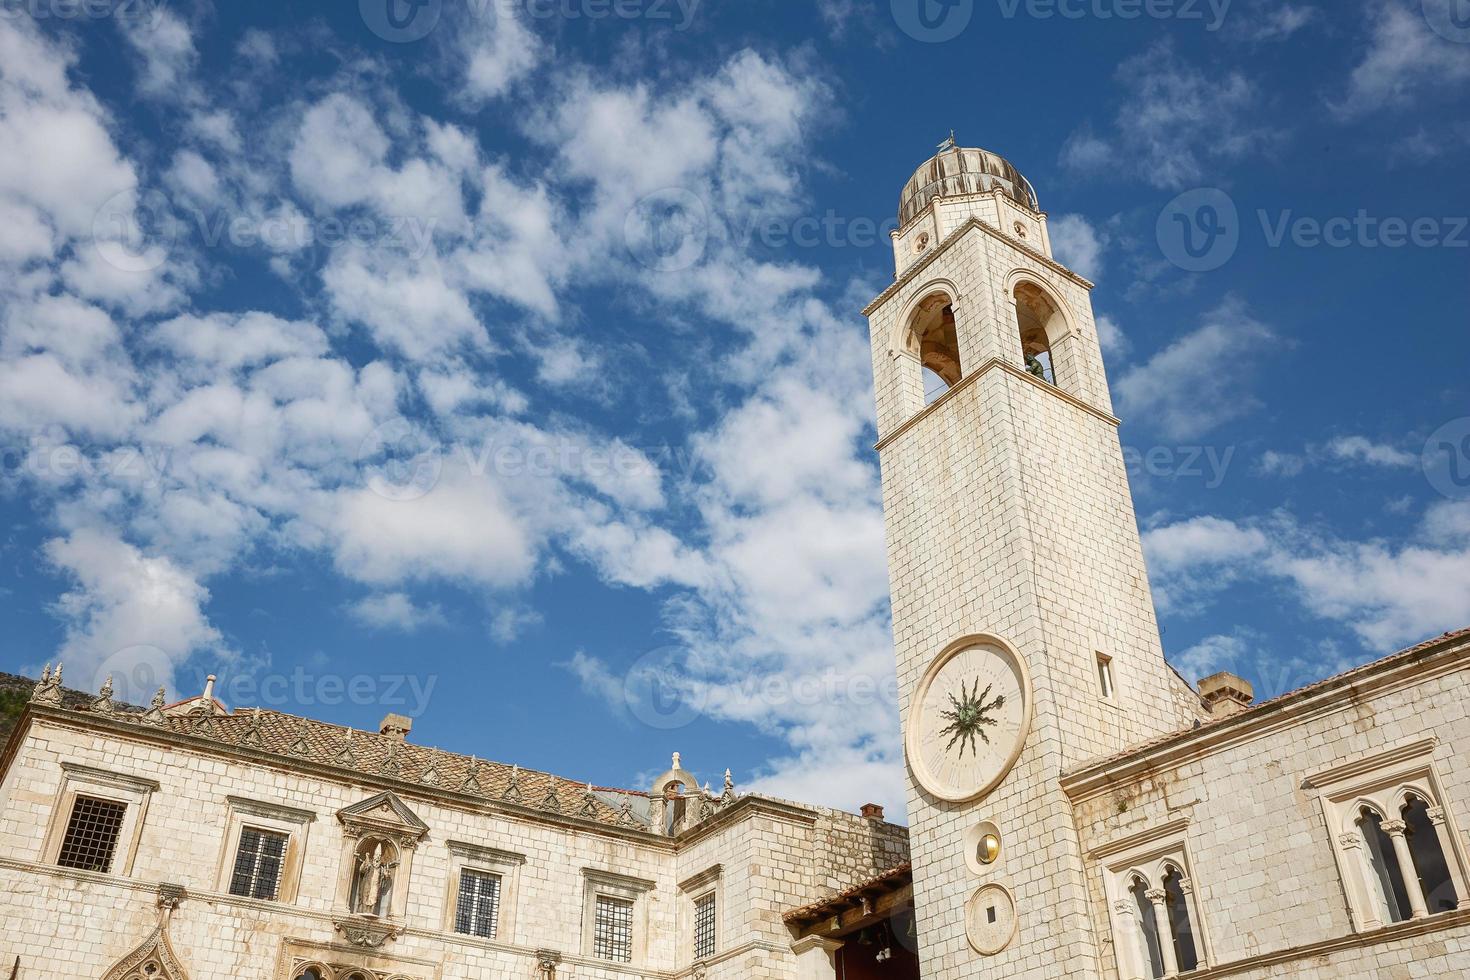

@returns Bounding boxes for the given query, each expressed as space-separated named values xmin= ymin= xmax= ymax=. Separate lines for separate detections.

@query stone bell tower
xmin=864 ymin=144 xmax=1198 ymax=979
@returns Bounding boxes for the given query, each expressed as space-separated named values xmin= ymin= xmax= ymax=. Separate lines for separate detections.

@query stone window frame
xmin=581 ymin=867 xmax=655 ymax=964
xmin=1092 ymin=819 xmax=1211 ymax=980
xmin=1307 ymin=738 xmax=1470 ymax=933
xmin=215 ymin=796 xmax=316 ymax=904
xmin=442 ymin=840 xmax=526 ymax=944
xmin=41 ymin=762 xmax=159 ymax=877
xmin=679 ymin=863 xmax=724 ymax=966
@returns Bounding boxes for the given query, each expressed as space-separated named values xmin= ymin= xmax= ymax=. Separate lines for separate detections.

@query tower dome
xmin=898 ymin=145 xmax=1038 ymax=226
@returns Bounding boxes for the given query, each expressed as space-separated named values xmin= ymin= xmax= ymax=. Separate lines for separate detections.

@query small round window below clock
xmin=965 ymin=819 xmax=1003 ymax=875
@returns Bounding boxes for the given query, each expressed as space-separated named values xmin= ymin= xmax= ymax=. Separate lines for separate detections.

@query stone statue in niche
xmin=350 ymin=839 xmax=398 ymax=917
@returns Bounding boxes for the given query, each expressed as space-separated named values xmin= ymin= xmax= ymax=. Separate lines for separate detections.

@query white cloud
xmin=347 ymin=592 xmax=448 ymax=632
xmin=1326 ymin=435 xmax=1417 ymax=468
xmin=1095 ymin=314 xmax=1129 ymax=357
xmin=1061 ymin=40 xmax=1274 ymax=189
xmin=1145 ymin=507 xmax=1470 ymax=651
xmin=1334 ymin=1 xmax=1470 ymax=117
xmin=1048 ymin=214 xmax=1107 ymax=281
xmin=118 ymin=7 xmax=199 ymax=99
xmin=325 ymin=464 xmax=537 ymax=589
xmin=1114 ymin=300 xmax=1276 ymax=439
xmin=459 ymin=3 xmax=542 ymax=102
xmin=45 ymin=529 xmax=226 ymax=689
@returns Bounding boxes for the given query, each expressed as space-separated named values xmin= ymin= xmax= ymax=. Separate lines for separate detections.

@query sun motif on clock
xmin=907 ymin=636 xmax=1032 ymax=803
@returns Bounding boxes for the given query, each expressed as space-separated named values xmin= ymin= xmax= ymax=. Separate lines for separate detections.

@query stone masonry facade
xmin=0 ymin=692 xmax=908 ymax=980
xmin=864 ymin=145 xmax=1470 ymax=980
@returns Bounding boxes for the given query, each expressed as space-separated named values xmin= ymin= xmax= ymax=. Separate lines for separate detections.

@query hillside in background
xmin=0 ymin=673 xmax=105 ymax=751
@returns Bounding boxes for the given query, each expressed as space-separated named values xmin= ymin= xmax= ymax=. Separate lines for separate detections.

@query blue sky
xmin=0 ymin=0 xmax=1467 ymax=817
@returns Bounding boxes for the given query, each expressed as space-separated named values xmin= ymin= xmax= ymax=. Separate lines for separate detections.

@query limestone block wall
xmin=1067 ymin=640 xmax=1470 ymax=979
xmin=0 ymin=713 xmax=908 ymax=980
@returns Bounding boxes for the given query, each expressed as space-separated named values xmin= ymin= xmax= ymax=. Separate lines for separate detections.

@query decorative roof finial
xmin=937 ymin=129 xmax=957 ymax=152
xmin=672 ymin=751 xmax=681 ymax=770
xmin=202 ymin=674 xmax=217 ymax=702
xmin=31 ymin=663 xmax=63 ymax=706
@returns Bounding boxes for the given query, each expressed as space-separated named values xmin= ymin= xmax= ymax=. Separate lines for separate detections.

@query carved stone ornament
xmin=101 ymin=886 xmax=191 ymax=980
xmin=535 ymin=949 xmax=562 ymax=979
xmin=333 ymin=916 xmax=404 ymax=949
xmin=30 ymin=663 xmax=64 ymax=706
xmin=337 ymin=791 xmax=429 ymax=849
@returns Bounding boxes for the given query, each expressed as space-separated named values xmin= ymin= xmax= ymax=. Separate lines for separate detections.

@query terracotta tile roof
xmin=1067 ymin=626 xmax=1470 ymax=778
xmin=784 ymin=862 xmax=913 ymax=924
xmin=42 ymin=699 xmax=656 ymax=832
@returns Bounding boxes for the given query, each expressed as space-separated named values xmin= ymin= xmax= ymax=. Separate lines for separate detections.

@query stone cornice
xmin=673 ymin=793 xmax=819 ymax=849
xmin=875 ymin=357 xmax=1119 ymax=452
xmin=1087 ymin=817 xmax=1190 ymax=862
xmin=1061 ymin=632 xmax=1470 ymax=802
xmin=1301 ymin=738 xmax=1440 ymax=791
xmin=864 ymin=214 xmax=1094 ymax=318
xmin=17 ymin=705 xmax=678 ymax=851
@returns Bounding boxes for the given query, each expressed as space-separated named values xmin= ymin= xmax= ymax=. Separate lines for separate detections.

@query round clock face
xmin=907 ymin=636 xmax=1032 ymax=803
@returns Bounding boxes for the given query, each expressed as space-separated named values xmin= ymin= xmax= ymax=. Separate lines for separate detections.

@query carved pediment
xmin=337 ymin=791 xmax=429 ymax=847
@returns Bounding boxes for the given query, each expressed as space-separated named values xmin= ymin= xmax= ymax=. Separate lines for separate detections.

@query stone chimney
xmin=860 ymin=803 xmax=886 ymax=822
xmin=1198 ymin=672 xmax=1255 ymax=718
xmin=379 ymin=713 xmax=413 ymax=740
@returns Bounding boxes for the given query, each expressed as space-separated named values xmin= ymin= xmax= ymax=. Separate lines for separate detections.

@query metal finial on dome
xmin=937 ymin=129 xmax=957 ymax=152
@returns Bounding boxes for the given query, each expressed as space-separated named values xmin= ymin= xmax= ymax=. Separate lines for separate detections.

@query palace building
xmin=1 ymin=144 xmax=1468 ymax=980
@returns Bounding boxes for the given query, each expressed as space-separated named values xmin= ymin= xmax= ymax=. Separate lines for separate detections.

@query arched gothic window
xmin=1014 ymin=281 xmax=1064 ymax=387
xmin=1403 ymin=795 xmax=1461 ymax=914
xmin=293 ymin=967 xmax=327 ymax=980
xmin=1357 ymin=806 xmax=1413 ymax=923
xmin=1161 ymin=866 xmax=1200 ymax=974
xmin=1129 ymin=876 xmax=1166 ymax=979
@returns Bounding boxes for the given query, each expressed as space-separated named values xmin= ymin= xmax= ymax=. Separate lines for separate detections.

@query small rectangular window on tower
xmin=1097 ymin=654 xmax=1116 ymax=700
xmin=56 ymin=796 xmax=127 ymax=873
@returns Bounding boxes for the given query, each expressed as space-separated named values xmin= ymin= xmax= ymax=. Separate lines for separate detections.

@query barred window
xmin=229 ymin=827 xmax=289 ymax=900
xmin=56 ymin=796 xmax=128 ymax=873
xmin=693 ymin=891 xmax=717 ymax=960
xmin=454 ymin=869 xmax=502 ymax=939
xmin=593 ymin=894 xmax=635 ymax=962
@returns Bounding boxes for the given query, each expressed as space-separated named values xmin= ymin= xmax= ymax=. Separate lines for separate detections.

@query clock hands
xmin=937 ymin=677 xmax=1007 ymax=759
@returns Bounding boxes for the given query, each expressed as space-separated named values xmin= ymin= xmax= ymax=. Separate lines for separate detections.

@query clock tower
xmin=865 ymin=145 xmax=1199 ymax=979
